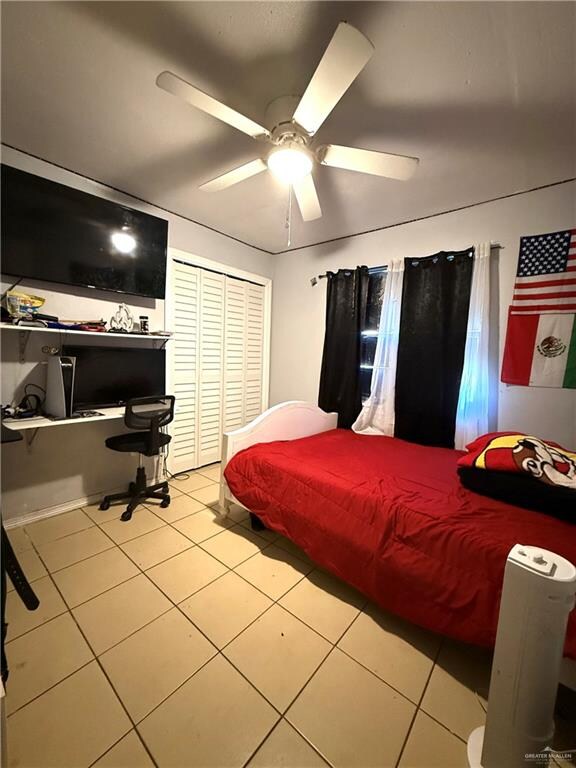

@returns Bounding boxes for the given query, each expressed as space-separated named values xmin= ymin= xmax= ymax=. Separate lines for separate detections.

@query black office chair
xmin=99 ymin=396 xmax=175 ymax=522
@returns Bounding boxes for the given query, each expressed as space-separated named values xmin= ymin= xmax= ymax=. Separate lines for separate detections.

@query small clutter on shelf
xmin=1 ymin=292 xmax=171 ymax=336
xmin=5 ymin=289 xmax=45 ymax=317
xmin=46 ymin=319 xmax=107 ymax=332
xmin=109 ymin=302 xmax=134 ymax=333
xmin=2 ymin=289 xmax=55 ymax=326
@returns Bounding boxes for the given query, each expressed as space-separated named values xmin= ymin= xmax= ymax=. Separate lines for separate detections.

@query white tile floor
xmin=4 ymin=463 xmax=575 ymax=767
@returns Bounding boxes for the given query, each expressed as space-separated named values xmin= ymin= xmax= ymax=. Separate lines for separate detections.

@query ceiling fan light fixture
xmin=267 ymin=145 xmax=313 ymax=184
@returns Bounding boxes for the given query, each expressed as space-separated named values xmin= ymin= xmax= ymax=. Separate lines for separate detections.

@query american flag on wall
xmin=501 ymin=229 xmax=576 ymax=388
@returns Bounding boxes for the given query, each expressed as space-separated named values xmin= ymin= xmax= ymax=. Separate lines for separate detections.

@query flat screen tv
xmin=63 ymin=345 xmax=166 ymax=410
xmin=1 ymin=165 xmax=168 ymax=299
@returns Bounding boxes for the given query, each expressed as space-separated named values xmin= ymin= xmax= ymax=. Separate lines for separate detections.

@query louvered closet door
xmin=169 ymin=256 xmax=267 ymax=473
xmin=170 ymin=262 xmax=200 ymax=473
xmin=244 ymin=283 xmax=265 ymax=423
xmin=223 ymin=277 xmax=246 ymax=431
xmin=198 ymin=270 xmax=225 ymax=466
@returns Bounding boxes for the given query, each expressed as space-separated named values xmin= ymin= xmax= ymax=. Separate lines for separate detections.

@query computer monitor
xmin=62 ymin=345 xmax=166 ymax=410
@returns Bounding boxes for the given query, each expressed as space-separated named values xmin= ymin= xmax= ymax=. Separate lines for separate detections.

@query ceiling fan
xmin=156 ymin=22 xmax=419 ymax=222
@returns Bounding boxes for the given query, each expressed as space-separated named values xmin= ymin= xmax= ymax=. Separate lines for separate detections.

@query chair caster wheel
xmin=99 ymin=500 xmax=110 ymax=511
xmin=160 ymin=496 xmax=171 ymax=508
xmin=162 ymin=483 xmax=169 ymax=493
xmin=121 ymin=509 xmax=133 ymax=522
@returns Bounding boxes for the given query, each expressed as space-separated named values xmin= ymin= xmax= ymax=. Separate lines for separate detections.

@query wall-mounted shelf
xmin=2 ymin=406 xmax=127 ymax=446
xmin=0 ymin=324 xmax=171 ymax=341
xmin=2 ymin=406 xmax=125 ymax=432
xmin=1 ymin=323 xmax=171 ymax=362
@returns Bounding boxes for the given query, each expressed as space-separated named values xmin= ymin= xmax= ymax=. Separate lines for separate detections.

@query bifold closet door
xmin=170 ymin=262 xmax=200 ymax=473
xmin=223 ymin=278 xmax=266 ymax=430
xmin=197 ymin=271 xmax=225 ymax=466
xmin=223 ymin=277 xmax=247 ymax=431
xmin=169 ymin=259 xmax=268 ymax=473
xmin=244 ymin=283 xmax=265 ymax=422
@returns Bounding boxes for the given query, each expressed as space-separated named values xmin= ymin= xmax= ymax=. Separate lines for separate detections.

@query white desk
xmin=2 ymin=407 xmax=125 ymax=432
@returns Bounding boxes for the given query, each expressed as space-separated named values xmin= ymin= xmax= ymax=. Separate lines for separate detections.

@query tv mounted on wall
xmin=1 ymin=165 xmax=168 ymax=300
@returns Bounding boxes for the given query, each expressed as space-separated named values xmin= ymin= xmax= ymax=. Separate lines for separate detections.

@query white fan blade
xmin=199 ymin=159 xmax=267 ymax=192
xmin=156 ymin=71 xmax=270 ymax=140
xmin=293 ymin=174 xmax=322 ymax=221
xmin=319 ymin=144 xmax=419 ymax=180
xmin=293 ymin=22 xmax=374 ymax=135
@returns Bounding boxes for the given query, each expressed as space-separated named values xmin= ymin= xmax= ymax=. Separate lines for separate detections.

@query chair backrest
xmin=124 ymin=396 xmax=175 ymax=455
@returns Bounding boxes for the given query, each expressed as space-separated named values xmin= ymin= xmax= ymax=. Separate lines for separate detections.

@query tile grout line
xmin=5 ymin=651 xmax=96 ymax=719
xmin=413 ymin=637 xmax=481 ymax=747
xmin=6 ymin=469 xmax=217 ymax=551
xmin=4 ymin=594 xmax=152 ymax=763
xmin=15 ymin=509 xmax=417 ymax=715
xmin=394 ymin=636 xmax=447 ymax=768
xmin=81 ymin=520 xmax=326 ymax=729
xmin=29 ymin=511 xmax=121 ymax=573
xmin=6 ymin=544 xmax=413 ymax=761
xmin=20 ymin=501 xmax=346 ymax=649
xmin=334 ymin=643 xmax=433 ymax=710
xmin=240 ymin=716 xmax=333 ymax=768
xmin=15 ymin=493 xmax=230 ymax=616
xmin=8 ymin=487 xmax=466 ymax=767
xmin=13 ymin=512 xmax=411 ymax=692
xmin=19 ymin=539 xmax=184 ymax=660
xmin=86 ymin=728 xmax=155 ymax=768
xmin=14 ymin=512 xmax=264 ymax=651
xmin=16 ymin=561 xmax=163 ymax=768
xmin=223 ymin=562 xmax=448 ymax=767
xmin=274 ymin=603 xmax=418 ymax=767
xmin=5 ymin=483 xmax=221 ymax=644
xmin=55 ymin=474 xmax=225 ymax=763
xmin=106 ymin=522 xmax=360 ymax=735
xmin=8 ymin=592 xmax=328 ymax=768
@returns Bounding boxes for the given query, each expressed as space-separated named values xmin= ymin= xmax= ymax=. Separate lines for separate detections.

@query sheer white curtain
xmin=454 ymin=242 xmax=491 ymax=449
xmin=353 ymin=260 xmax=404 ymax=435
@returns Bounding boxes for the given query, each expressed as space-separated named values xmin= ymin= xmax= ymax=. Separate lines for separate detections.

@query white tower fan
xmin=468 ymin=544 xmax=576 ymax=768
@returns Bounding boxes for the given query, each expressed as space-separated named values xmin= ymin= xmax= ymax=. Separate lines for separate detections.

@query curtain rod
xmin=310 ymin=242 xmax=504 ymax=285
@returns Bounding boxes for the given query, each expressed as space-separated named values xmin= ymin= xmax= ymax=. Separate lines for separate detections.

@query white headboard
xmin=222 ymin=401 xmax=338 ymax=468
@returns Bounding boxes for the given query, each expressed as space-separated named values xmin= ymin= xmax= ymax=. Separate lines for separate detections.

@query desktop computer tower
xmin=45 ymin=355 xmax=76 ymax=419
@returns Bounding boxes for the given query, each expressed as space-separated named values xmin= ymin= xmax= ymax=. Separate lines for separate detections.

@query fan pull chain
xmin=285 ymin=184 xmax=293 ymax=247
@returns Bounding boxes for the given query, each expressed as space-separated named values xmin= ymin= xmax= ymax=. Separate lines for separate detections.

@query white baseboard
xmin=3 ymin=487 xmax=119 ymax=529
xmin=3 ymin=473 xmax=167 ymax=529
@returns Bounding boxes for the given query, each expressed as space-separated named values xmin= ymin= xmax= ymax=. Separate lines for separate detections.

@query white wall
xmin=1 ymin=146 xmax=273 ymax=523
xmin=270 ymin=181 xmax=576 ymax=447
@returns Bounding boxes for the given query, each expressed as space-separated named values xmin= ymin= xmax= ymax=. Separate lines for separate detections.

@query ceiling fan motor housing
xmin=267 ymin=98 xmax=316 ymax=175
xmin=265 ymin=94 xmax=303 ymax=136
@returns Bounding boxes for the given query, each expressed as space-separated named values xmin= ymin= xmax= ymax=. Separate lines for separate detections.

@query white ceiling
xmin=2 ymin=1 xmax=575 ymax=253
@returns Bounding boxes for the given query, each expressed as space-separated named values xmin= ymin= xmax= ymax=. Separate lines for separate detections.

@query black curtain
xmin=394 ymin=249 xmax=474 ymax=448
xmin=318 ymin=266 xmax=369 ymax=428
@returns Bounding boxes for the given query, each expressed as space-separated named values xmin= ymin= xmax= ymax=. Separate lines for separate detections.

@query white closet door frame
xmin=165 ymin=248 xmax=272 ymax=473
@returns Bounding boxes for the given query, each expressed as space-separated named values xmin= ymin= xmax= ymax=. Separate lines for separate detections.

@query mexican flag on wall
xmin=501 ymin=229 xmax=576 ymax=389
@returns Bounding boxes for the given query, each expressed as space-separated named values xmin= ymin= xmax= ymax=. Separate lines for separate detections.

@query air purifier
xmin=468 ymin=544 xmax=576 ymax=768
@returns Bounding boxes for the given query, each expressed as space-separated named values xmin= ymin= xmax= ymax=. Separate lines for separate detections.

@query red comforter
xmin=224 ymin=429 xmax=576 ymax=659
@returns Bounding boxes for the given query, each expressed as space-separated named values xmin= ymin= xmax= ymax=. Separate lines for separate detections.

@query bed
xmin=219 ymin=401 xmax=576 ymax=679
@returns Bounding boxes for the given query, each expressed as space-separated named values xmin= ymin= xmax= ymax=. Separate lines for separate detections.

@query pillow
xmin=457 ymin=432 xmax=576 ymax=491
xmin=458 ymin=466 xmax=574 ymax=521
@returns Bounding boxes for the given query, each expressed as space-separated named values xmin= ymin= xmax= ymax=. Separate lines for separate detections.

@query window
xmin=359 ymin=267 xmax=387 ymax=403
